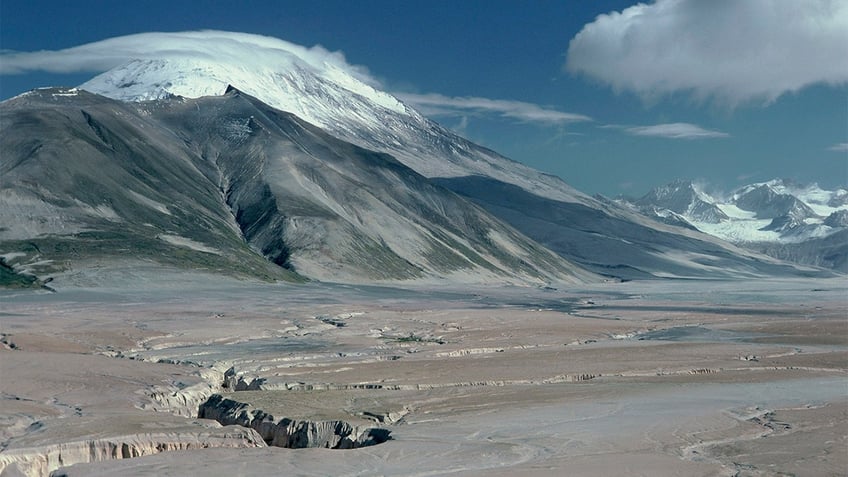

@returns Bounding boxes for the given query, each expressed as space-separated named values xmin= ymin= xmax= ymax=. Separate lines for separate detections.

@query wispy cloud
xmin=622 ymin=123 xmax=730 ymax=140
xmin=1 ymin=31 xmax=594 ymax=129
xmin=397 ymin=92 xmax=592 ymax=125
xmin=566 ymin=0 xmax=848 ymax=106
xmin=0 ymin=30 xmax=377 ymax=85
xmin=828 ymin=142 xmax=848 ymax=152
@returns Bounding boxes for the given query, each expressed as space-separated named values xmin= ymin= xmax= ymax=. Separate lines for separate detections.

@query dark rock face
xmin=734 ymin=185 xmax=817 ymax=220
xmin=760 ymin=210 xmax=810 ymax=233
xmin=824 ymin=210 xmax=848 ymax=228
xmin=827 ymin=190 xmax=848 ymax=208
xmin=198 ymin=394 xmax=390 ymax=449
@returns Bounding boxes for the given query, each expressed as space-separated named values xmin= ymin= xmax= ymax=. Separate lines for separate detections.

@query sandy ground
xmin=0 ymin=274 xmax=845 ymax=476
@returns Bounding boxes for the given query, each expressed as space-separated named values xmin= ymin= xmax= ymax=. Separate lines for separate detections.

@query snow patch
xmin=694 ymin=219 xmax=779 ymax=243
xmin=716 ymin=203 xmax=758 ymax=220
xmin=158 ymin=235 xmax=222 ymax=255
xmin=0 ymin=252 xmax=27 ymax=262
xmin=84 ymin=204 xmax=121 ymax=221
xmin=127 ymin=190 xmax=172 ymax=216
xmin=51 ymin=88 xmax=80 ymax=98
xmin=486 ymin=230 xmax=524 ymax=257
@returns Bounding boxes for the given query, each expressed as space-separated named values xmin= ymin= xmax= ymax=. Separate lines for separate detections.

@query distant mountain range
xmin=0 ymin=51 xmax=829 ymax=287
xmin=616 ymin=179 xmax=848 ymax=272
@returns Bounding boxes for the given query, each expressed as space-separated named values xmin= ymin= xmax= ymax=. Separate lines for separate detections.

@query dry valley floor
xmin=1 ymin=274 xmax=845 ymax=476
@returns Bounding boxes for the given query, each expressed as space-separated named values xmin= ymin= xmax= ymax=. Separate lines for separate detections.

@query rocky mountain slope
xmin=1 ymin=33 xmax=828 ymax=283
xmin=620 ymin=179 xmax=848 ymax=272
xmin=633 ymin=179 xmax=729 ymax=225
xmin=0 ymin=87 xmax=585 ymax=285
xmin=74 ymin=46 xmax=821 ymax=280
xmin=81 ymin=55 xmax=589 ymax=199
xmin=1 ymin=87 xmax=295 ymax=285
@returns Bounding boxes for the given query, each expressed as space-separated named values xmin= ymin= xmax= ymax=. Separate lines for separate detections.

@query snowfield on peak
xmin=82 ymin=57 xmax=413 ymax=134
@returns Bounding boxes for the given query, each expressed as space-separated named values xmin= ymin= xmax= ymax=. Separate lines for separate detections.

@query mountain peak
xmin=635 ymin=179 xmax=727 ymax=223
xmin=733 ymin=183 xmax=817 ymax=220
xmin=81 ymin=54 xmax=411 ymax=123
xmin=76 ymin=42 xmax=592 ymax=204
xmin=620 ymin=177 xmax=847 ymax=270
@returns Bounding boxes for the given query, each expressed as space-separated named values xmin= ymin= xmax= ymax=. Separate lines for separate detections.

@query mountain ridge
xmin=82 ymin=56 xmax=595 ymax=205
xmin=620 ymin=179 xmax=848 ymax=272
xmin=1 ymin=47 xmax=833 ymax=284
xmin=0 ymin=86 xmax=590 ymax=286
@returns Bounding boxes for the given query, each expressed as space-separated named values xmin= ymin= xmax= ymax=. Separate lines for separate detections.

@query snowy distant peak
xmin=790 ymin=182 xmax=848 ymax=210
xmin=824 ymin=210 xmax=848 ymax=228
xmin=828 ymin=191 xmax=848 ymax=208
xmin=624 ymin=178 xmax=848 ymax=252
xmin=635 ymin=179 xmax=727 ymax=224
xmin=732 ymin=179 xmax=848 ymax=211
xmin=733 ymin=184 xmax=817 ymax=220
xmin=636 ymin=179 xmax=715 ymax=205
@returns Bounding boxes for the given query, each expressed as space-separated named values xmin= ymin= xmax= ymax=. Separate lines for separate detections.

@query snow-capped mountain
xmin=1 ymin=87 xmax=586 ymax=285
xmin=633 ymin=179 xmax=728 ymax=224
xmin=622 ymin=179 xmax=848 ymax=271
xmin=732 ymin=183 xmax=818 ymax=232
xmin=82 ymin=55 xmax=588 ymax=204
xmin=1 ymin=32 xmax=827 ymax=283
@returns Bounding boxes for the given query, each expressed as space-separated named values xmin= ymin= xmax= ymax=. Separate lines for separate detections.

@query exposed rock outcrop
xmin=138 ymin=367 xmax=227 ymax=418
xmin=0 ymin=428 xmax=264 ymax=477
xmin=198 ymin=394 xmax=391 ymax=449
xmin=234 ymin=374 xmax=599 ymax=392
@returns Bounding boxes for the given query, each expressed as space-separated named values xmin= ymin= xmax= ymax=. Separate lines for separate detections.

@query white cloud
xmin=566 ymin=0 xmax=848 ymax=106
xmin=454 ymin=115 xmax=470 ymax=135
xmin=829 ymin=142 xmax=848 ymax=152
xmin=624 ymin=123 xmax=730 ymax=140
xmin=398 ymin=92 xmax=591 ymax=125
xmin=0 ymin=30 xmax=377 ymax=85
xmin=2 ymin=31 xmax=592 ymax=128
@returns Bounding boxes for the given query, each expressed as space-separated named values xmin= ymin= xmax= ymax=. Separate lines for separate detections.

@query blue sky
xmin=2 ymin=0 xmax=846 ymax=196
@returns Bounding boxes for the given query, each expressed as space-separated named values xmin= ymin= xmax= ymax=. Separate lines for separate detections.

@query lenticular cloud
xmin=624 ymin=123 xmax=729 ymax=140
xmin=398 ymin=93 xmax=591 ymax=125
xmin=0 ymin=30 xmax=376 ymax=86
xmin=566 ymin=0 xmax=848 ymax=106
